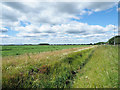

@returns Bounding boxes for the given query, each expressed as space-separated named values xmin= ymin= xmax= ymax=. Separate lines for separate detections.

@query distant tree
xmin=38 ymin=43 xmax=49 ymax=45
xmin=95 ymin=42 xmax=106 ymax=45
xmin=108 ymin=36 xmax=120 ymax=45
xmin=90 ymin=43 xmax=93 ymax=45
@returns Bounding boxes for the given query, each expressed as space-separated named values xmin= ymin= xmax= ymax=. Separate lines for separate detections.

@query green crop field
xmin=1 ymin=45 xmax=89 ymax=57
xmin=1 ymin=45 xmax=118 ymax=88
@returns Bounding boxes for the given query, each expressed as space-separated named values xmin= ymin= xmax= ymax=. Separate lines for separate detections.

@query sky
xmin=0 ymin=1 xmax=119 ymax=44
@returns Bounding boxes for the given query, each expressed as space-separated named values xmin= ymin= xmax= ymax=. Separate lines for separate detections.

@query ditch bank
xmin=47 ymin=46 xmax=96 ymax=88
xmin=2 ymin=46 xmax=96 ymax=88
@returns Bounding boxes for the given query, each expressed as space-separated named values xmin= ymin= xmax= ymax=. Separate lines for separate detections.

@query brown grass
xmin=2 ymin=46 xmax=93 ymax=66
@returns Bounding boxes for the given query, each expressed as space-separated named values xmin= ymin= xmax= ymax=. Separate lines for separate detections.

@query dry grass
xmin=2 ymin=46 xmax=93 ymax=66
xmin=2 ymin=46 xmax=94 ymax=88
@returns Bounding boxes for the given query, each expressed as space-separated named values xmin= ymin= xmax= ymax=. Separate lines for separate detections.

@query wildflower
xmin=85 ymin=76 xmax=88 ymax=79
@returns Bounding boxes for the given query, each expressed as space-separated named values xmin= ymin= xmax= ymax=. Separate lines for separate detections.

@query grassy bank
xmin=2 ymin=46 xmax=94 ymax=88
xmin=2 ymin=45 xmax=118 ymax=88
xmin=72 ymin=45 xmax=118 ymax=88
xmin=2 ymin=45 xmax=89 ymax=57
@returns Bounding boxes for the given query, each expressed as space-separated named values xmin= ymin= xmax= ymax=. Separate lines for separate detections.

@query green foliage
xmin=72 ymin=45 xmax=118 ymax=88
xmin=2 ymin=47 xmax=93 ymax=88
xmin=95 ymin=42 xmax=106 ymax=45
xmin=2 ymin=45 xmax=118 ymax=88
xmin=2 ymin=45 xmax=88 ymax=57
xmin=108 ymin=35 xmax=120 ymax=45
xmin=94 ymin=35 xmax=120 ymax=45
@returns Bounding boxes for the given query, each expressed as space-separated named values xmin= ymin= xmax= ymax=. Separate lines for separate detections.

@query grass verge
xmin=2 ymin=47 xmax=94 ymax=88
xmin=72 ymin=45 xmax=118 ymax=88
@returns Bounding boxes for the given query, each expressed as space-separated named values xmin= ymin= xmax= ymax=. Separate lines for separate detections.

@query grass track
xmin=72 ymin=45 xmax=118 ymax=88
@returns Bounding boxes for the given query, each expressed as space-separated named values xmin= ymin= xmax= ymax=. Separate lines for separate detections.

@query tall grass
xmin=72 ymin=45 xmax=118 ymax=88
xmin=0 ymin=45 xmax=2 ymax=89
xmin=2 ymin=46 xmax=94 ymax=88
xmin=3 ymin=45 xmax=118 ymax=88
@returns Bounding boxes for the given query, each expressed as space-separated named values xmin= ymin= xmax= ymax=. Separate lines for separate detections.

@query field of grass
xmin=1 ymin=45 xmax=89 ymax=57
xmin=72 ymin=45 xmax=118 ymax=88
xmin=2 ymin=45 xmax=118 ymax=88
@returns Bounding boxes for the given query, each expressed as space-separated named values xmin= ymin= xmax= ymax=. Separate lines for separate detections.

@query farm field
xmin=1 ymin=45 xmax=89 ymax=57
xmin=2 ymin=45 xmax=118 ymax=88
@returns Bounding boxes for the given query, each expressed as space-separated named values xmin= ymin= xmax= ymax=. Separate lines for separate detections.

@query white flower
xmin=85 ymin=76 xmax=88 ymax=79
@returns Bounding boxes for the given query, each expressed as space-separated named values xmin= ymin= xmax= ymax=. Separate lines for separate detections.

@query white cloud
xmin=86 ymin=2 xmax=115 ymax=12
xmin=15 ymin=21 xmax=117 ymax=40
xmin=2 ymin=2 xmax=116 ymax=26
xmin=1 ymin=2 xmax=117 ymax=44
xmin=0 ymin=34 xmax=10 ymax=38
xmin=105 ymin=24 xmax=117 ymax=31
xmin=0 ymin=27 xmax=8 ymax=32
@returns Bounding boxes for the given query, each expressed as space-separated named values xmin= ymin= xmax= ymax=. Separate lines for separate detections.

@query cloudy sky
xmin=0 ymin=1 xmax=119 ymax=44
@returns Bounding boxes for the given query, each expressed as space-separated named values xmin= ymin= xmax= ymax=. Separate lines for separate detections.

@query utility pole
xmin=114 ymin=25 xmax=115 ymax=46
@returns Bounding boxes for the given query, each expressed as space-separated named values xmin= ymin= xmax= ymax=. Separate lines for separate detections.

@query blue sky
xmin=77 ymin=6 xmax=118 ymax=26
xmin=0 ymin=1 xmax=118 ymax=44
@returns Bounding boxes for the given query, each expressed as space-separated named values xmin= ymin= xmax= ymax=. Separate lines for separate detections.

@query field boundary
xmin=62 ymin=45 xmax=96 ymax=56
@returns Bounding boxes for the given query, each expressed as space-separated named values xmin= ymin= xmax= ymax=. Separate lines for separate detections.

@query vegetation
xmin=94 ymin=35 xmax=120 ymax=45
xmin=2 ymin=46 xmax=94 ymax=88
xmin=1 ymin=45 xmax=89 ymax=57
xmin=72 ymin=45 xmax=118 ymax=88
xmin=94 ymin=42 xmax=106 ymax=45
xmin=38 ymin=43 xmax=50 ymax=45
xmin=107 ymin=36 xmax=120 ymax=45
xmin=2 ymin=45 xmax=118 ymax=88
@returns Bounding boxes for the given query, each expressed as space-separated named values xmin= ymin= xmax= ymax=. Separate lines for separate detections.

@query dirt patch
xmin=38 ymin=65 xmax=50 ymax=74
